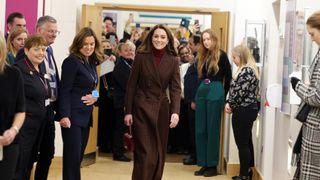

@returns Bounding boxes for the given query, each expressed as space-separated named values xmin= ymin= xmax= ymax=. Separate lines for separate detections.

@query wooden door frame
xmin=81 ymin=3 xmax=230 ymax=173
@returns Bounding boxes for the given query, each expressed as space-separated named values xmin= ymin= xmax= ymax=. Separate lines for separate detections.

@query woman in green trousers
xmin=194 ymin=29 xmax=232 ymax=177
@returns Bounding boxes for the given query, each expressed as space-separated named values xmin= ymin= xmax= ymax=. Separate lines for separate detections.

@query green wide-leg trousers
xmin=195 ymin=81 xmax=224 ymax=167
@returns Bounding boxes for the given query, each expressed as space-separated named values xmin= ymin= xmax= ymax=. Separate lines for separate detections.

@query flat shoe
xmin=194 ymin=167 xmax=207 ymax=176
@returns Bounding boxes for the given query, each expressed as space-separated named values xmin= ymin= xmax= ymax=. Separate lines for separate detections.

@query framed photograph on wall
xmin=245 ymin=20 xmax=266 ymax=67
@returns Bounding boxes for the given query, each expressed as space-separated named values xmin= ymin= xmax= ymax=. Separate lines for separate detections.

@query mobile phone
xmin=104 ymin=48 xmax=112 ymax=56
xmin=194 ymin=19 xmax=199 ymax=25
xmin=109 ymin=35 xmax=116 ymax=45
xmin=136 ymin=23 xmax=141 ymax=28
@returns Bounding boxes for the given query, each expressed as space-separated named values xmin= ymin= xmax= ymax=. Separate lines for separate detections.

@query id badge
xmin=92 ymin=89 xmax=99 ymax=98
xmin=0 ymin=145 xmax=3 ymax=161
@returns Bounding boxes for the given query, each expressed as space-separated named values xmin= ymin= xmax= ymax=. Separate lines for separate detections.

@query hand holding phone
xmin=110 ymin=35 xmax=116 ymax=45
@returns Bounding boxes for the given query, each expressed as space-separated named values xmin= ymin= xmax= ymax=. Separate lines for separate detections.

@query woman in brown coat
xmin=124 ymin=24 xmax=181 ymax=180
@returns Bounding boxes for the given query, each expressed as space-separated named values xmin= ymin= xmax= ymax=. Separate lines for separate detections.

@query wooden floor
xmin=47 ymin=152 xmax=231 ymax=180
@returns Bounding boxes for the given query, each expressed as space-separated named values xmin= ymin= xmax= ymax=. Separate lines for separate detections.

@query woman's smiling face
xmin=152 ymin=28 xmax=168 ymax=50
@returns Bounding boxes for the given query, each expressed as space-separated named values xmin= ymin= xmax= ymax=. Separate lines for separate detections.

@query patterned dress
xmin=294 ymin=49 xmax=320 ymax=180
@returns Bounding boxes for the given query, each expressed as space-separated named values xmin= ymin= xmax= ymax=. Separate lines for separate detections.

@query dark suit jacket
xmin=112 ymin=57 xmax=132 ymax=109
xmin=14 ymin=59 xmax=48 ymax=121
xmin=184 ymin=61 xmax=200 ymax=103
xmin=16 ymin=47 xmax=60 ymax=112
xmin=59 ymin=54 xmax=97 ymax=127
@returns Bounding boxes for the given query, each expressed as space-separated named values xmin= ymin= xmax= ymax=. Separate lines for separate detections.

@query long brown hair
xmin=137 ymin=24 xmax=177 ymax=56
xmin=0 ymin=31 xmax=7 ymax=73
xmin=197 ymin=29 xmax=220 ymax=78
xmin=307 ymin=11 xmax=320 ymax=30
xmin=7 ymin=27 xmax=28 ymax=56
xmin=69 ymin=27 xmax=103 ymax=64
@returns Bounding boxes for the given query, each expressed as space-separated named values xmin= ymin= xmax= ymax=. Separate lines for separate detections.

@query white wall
xmin=44 ymin=0 xmax=82 ymax=156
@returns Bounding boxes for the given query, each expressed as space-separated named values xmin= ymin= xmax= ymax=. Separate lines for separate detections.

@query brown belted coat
xmin=125 ymin=52 xmax=181 ymax=180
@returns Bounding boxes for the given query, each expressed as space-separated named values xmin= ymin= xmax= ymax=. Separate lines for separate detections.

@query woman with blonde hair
xmin=0 ymin=31 xmax=25 ymax=180
xmin=6 ymin=27 xmax=28 ymax=64
xmin=194 ymin=29 xmax=232 ymax=177
xmin=225 ymin=45 xmax=260 ymax=180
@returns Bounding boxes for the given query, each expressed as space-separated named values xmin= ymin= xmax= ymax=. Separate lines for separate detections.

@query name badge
xmin=92 ymin=89 xmax=99 ymax=98
xmin=45 ymin=99 xmax=50 ymax=106
xmin=0 ymin=145 xmax=3 ymax=161
xmin=49 ymin=82 xmax=56 ymax=88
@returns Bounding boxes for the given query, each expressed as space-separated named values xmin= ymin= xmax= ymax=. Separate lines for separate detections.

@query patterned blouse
xmin=227 ymin=67 xmax=259 ymax=109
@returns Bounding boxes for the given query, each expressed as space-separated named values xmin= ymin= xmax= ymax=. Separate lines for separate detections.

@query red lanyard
xmin=24 ymin=58 xmax=49 ymax=95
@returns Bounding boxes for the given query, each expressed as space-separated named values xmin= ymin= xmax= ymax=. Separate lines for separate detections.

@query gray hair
xmin=36 ymin=15 xmax=57 ymax=29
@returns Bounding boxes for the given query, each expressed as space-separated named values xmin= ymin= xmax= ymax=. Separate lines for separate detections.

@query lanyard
xmin=24 ymin=58 xmax=49 ymax=94
xmin=83 ymin=61 xmax=97 ymax=87
xmin=123 ymin=59 xmax=132 ymax=69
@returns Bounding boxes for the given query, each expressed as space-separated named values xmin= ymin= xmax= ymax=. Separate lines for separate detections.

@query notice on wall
xmin=281 ymin=0 xmax=305 ymax=114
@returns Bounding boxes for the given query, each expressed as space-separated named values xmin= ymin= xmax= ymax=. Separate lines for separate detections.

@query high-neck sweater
xmin=153 ymin=48 xmax=165 ymax=65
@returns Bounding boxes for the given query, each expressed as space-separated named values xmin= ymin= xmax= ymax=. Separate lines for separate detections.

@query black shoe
xmin=233 ymin=169 xmax=252 ymax=180
xmin=113 ymin=155 xmax=131 ymax=162
xmin=183 ymin=157 xmax=196 ymax=165
xmin=203 ymin=166 xmax=217 ymax=177
xmin=194 ymin=167 xmax=207 ymax=176
xmin=233 ymin=176 xmax=249 ymax=180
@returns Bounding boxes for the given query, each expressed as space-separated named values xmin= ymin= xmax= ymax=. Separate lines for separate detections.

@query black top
xmin=227 ymin=67 xmax=259 ymax=109
xmin=200 ymin=50 xmax=232 ymax=96
xmin=112 ymin=57 xmax=133 ymax=109
xmin=15 ymin=59 xmax=49 ymax=120
xmin=0 ymin=65 xmax=25 ymax=134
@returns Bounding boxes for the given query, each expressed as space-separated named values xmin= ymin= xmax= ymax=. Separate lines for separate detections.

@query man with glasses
xmin=33 ymin=15 xmax=60 ymax=180
xmin=5 ymin=12 xmax=27 ymax=40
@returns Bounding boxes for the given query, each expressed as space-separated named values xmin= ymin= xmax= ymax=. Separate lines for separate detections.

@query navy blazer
xmin=59 ymin=54 xmax=98 ymax=127
xmin=112 ymin=57 xmax=132 ymax=109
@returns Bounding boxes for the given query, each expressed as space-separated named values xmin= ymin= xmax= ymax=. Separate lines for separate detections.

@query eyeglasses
xmin=179 ymin=51 xmax=190 ymax=56
xmin=45 ymin=29 xmax=60 ymax=35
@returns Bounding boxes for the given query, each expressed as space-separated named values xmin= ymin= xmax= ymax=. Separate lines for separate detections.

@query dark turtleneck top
xmin=153 ymin=48 xmax=165 ymax=65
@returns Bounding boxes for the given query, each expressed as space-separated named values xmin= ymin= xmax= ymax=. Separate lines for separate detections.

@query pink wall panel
xmin=5 ymin=0 xmax=42 ymax=34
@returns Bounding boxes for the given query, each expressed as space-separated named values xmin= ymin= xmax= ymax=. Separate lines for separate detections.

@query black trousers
xmin=62 ymin=125 xmax=90 ymax=180
xmin=232 ymin=107 xmax=258 ymax=176
xmin=16 ymin=116 xmax=43 ymax=180
xmin=34 ymin=105 xmax=55 ymax=180
xmin=0 ymin=144 xmax=19 ymax=180
xmin=168 ymin=100 xmax=189 ymax=153
xmin=187 ymin=104 xmax=196 ymax=158
xmin=97 ymin=81 xmax=115 ymax=152
xmin=113 ymin=108 xmax=126 ymax=157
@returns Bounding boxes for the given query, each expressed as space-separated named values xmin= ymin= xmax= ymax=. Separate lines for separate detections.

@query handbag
xmin=295 ymin=102 xmax=311 ymax=123
xmin=124 ymin=126 xmax=134 ymax=152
